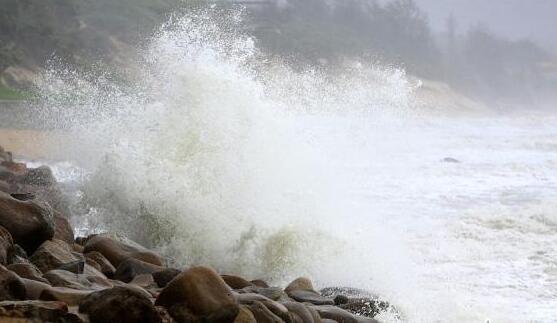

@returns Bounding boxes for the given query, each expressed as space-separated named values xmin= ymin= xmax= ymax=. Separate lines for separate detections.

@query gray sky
xmin=412 ymin=0 xmax=557 ymax=51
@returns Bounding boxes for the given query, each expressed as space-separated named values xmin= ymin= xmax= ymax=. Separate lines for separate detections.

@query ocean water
xmin=31 ymin=9 xmax=557 ymax=323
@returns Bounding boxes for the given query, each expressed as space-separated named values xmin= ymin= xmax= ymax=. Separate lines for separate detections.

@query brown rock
xmin=310 ymin=305 xmax=379 ymax=323
xmin=57 ymin=260 xmax=85 ymax=274
xmin=0 ymin=191 xmax=54 ymax=253
xmin=6 ymin=263 xmax=48 ymax=284
xmin=284 ymin=277 xmax=333 ymax=306
xmin=114 ymin=257 xmax=163 ymax=283
xmin=152 ymin=268 xmax=181 ymax=288
xmin=248 ymin=301 xmax=284 ymax=323
xmin=85 ymin=257 xmax=102 ymax=272
xmin=129 ymin=274 xmax=158 ymax=290
xmin=251 ymin=279 xmax=270 ymax=288
xmin=83 ymin=234 xmax=163 ymax=268
xmin=21 ymin=277 xmax=52 ymax=300
xmin=43 ymin=269 xmax=112 ymax=290
xmin=6 ymin=244 xmax=28 ymax=265
xmin=30 ymin=239 xmax=81 ymax=273
xmin=52 ymin=211 xmax=74 ymax=244
xmin=0 ymin=300 xmax=83 ymax=322
xmin=0 ymin=225 xmax=13 ymax=265
xmin=234 ymin=305 xmax=257 ymax=323
xmin=283 ymin=302 xmax=321 ymax=323
xmin=79 ymin=286 xmax=161 ymax=323
xmin=40 ymin=286 xmax=95 ymax=306
xmin=156 ymin=306 xmax=177 ymax=323
xmin=72 ymin=243 xmax=84 ymax=253
xmin=222 ymin=274 xmax=254 ymax=289
xmin=85 ymin=251 xmax=116 ymax=278
xmin=155 ymin=266 xmax=239 ymax=323
xmin=239 ymin=286 xmax=290 ymax=302
xmin=0 ymin=264 xmax=26 ymax=301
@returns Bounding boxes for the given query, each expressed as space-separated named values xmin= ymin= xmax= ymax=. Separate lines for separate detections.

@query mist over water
xmin=32 ymin=8 xmax=557 ymax=323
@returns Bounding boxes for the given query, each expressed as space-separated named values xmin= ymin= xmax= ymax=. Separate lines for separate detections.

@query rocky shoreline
xmin=0 ymin=144 xmax=393 ymax=323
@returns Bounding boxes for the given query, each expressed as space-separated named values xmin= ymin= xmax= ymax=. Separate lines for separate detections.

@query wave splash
xmin=31 ymin=8 xmax=459 ymax=323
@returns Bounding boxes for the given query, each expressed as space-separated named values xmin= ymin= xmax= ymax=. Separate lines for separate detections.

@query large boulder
xmin=284 ymin=277 xmax=334 ymax=306
xmin=0 ymin=191 xmax=54 ymax=253
xmin=83 ymin=234 xmax=163 ymax=268
xmin=155 ymin=266 xmax=239 ymax=323
xmin=114 ymin=258 xmax=163 ymax=283
xmin=79 ymin=286 xmax=161 ymax=323
xmin=0 ymin=264 xmax=26 ymax=301
xmin=0 ymin=300 xmax=83 ymax=322
xmin=30 ymin=239 xmax=82 ymax=273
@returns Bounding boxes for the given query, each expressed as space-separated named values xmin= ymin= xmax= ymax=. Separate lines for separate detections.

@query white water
xmin=32 ymin=9 xmax=557 ymax=323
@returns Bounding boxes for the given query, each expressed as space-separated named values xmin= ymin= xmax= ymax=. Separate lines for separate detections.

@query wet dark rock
xmin=30 ymin=239 xmax=82 ymax=273
xmin=310 ymin=305 xmax=379 ymax=323
xmin=21 ymin=277 xmax=52 ymax=300
xmin=57 ymin=259 xmax=85 ymax=274
xmin=20 ymin=166 xmax=56 ymax=187
xmin=222 ymin=274 xmax=254 ymax=289
xmin=0 ymin=300 xmax=83 ymax=322
xmin=0 ymin=225 xmax=13 ymax=265
xmin=0 ymin=264 xmax=26 ymax=301
xmin=247 ymin=301 xmax=283 ymax=323
xmin=442 ymin=157 xmax=460 ymax=163
xmin=239 ymin=286 xmax=290 ymax=302
xmin=156 ymin=305 xmax=178 ymax=323
xmin=7 ymin=244 xmax=29 ymax=264
xmin=9 ymin=192 xmax=35 ymax=201
xmin=0 ymin=180 xmax=9 ymax=193
xmin=114 ymin=257 xmax=163 ymax=283
xmin=156 ymin=266 xmax=239 ymax=323
xmin=282 ymin=301 xmax=321 ymax=323
xmin=285 ymin=277 xmax=333 ymax=306
xmin=129 ymin=273 xmax=158 ymax=291
xmin=235 ymin=305 xmax=257 ymax=323
xmin=72 ymin=243 xmax=84 ymax=253
xmin=6 ymin=263 xmax=48 ymax=284
xmin=79 ymin=286 xmax=160 ymax=323
xmin=250 ymin=279 xmax=270 ymax=288
xmin=39 ymin=286 xmax=94 ymax=306
xmin=320 ymin=287 xmax=394 ymax=319
xmin=152 ymin=268 xmax=181 ymax=288
xmin=0 ymin=191 xmax=54 ymax=253
xmin=83 ymin=234 xmax=164 ymax=268
xmin=85 ymin=251 xmax=116 ymax=278
xmin=43 ymin=269 xmax=111 ymax=290
xmin=52 ymin=211 xmax=75 ymax=245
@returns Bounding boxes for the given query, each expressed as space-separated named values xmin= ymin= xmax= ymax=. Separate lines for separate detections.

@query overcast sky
xmin=412 ymin=0 xmax=557 ymax=51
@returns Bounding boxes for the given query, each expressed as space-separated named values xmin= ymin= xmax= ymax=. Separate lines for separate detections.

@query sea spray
xmin=26 ymin=7 xmax=533 ymax=323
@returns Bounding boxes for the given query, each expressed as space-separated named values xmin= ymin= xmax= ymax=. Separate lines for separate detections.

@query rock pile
xmin=0 ymin=145 xmax=392 ymax=322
